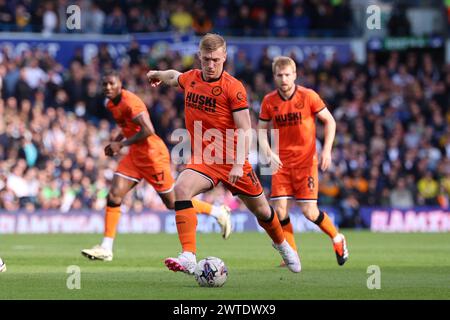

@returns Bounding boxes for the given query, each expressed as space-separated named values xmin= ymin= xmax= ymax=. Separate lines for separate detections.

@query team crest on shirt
xmin=295 ymin=102 xmax=304 ymax=109
xmin=273 ymin=106 xmax=279 ymax=112
xmin=190 ymin=81 xmax=196 ymax=88
xmin=236 ymin=91 xmax=244 ymax=101
xmin=212 ymin=86 xmax=222 ymax=96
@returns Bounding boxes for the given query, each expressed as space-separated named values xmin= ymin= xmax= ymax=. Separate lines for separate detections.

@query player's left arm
xmin=107 ymin=112 xmax=155 ymax=156
xmin=316 ymin=107 xmax=336 ymax=171
xmin=229 ymin=109 xmax=252 ymax=184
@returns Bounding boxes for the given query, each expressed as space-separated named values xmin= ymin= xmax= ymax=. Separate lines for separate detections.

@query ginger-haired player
xmin=258 ymin=56 xmax=348 ymax=266
xmin=147 ymin=34 xmax=301 ymax=274
xmin=81 ymin=71 xmax=231 ymax=261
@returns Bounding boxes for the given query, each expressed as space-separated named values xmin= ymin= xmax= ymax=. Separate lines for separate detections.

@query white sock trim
xmin=332 ymin=234 xmax=343 ymax=243
xmin=181 ymin=251 xmax=196 ymax=259
xmin=101 ymin=237 xmax=114 ymax=251
xmin=210 ymin=205 xmax=222 ymax=219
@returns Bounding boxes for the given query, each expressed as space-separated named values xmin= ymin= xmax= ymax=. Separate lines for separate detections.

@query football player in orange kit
xmin=147 ymin=33 xmax=301 ymax=274
xmin=81 ymin=71 xmax=231 ymax=261
xmin=258 ymin=56 xmax=348 ymax=266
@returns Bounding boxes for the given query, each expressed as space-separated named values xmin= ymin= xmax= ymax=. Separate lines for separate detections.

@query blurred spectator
xmin=417 ymin=171 xmax=439 ymax=205
xmin=269 ymin=5 xmax=289 ymax=37
xmin=192 ymin=8 xmax=213 ymax=35
xmin=97 ymin=44 xmax=114 ymax=70
xmin=289 ymin=5 xmax=311 ymax=37
xmin=85 ymin=2 xmax=105 ymax=34
xmin=15 ymin=4 xmax=31 ymax=32
xmin=439 ymin=169 xmax=450 ymax=208
xmin=140 ymin=8 xmax=159 ymax=33
xmin=2 ymin=61 xmax=20 ymax=98
xmin=23 ymin=59 xmax=47 ymax=91
xmin=232 ymin=5 xmax=253 ymax=37
xmin=104 ymin=6 xmax=127 ymax=34
xmin=19 ymin=132 xmax=39 ymax=167
xmin=0 ymin=0 xmax=13 ymax=31
xmin=311 ymin=2 xmax=335 ymax=36
xmin=318 ymin=172 xmax=340 ymax=205
xmin=15 ymin=69 xmax=33 ymax=103
xmin=42 ymin=2 xmax=58 ymax=36
xmin=332 ymin=0 xmax=353 ymax=35
xmin=127 ymin=6 xmax=143 ymax=33
xmin=339 ymin=193 xmax=360 ymax=228
xmin=388 ymin=5 xmax=411 ymax=36
xmin=170 ymin=3 xmax=193 ymax=34
xmin=6 ymin=163 xmax=28 ymax=200
xmin=251 ymin=7 xmax=269 ymax=37
xmin=64 ymin=62 xmax=87 ymax=108
xmin=389 ymin=177 xmax=415 ymax=209
xmin=213 ymin=6 xmax=230 ymax=35
xmin=127 ymin=40 xmax=141 ymax=67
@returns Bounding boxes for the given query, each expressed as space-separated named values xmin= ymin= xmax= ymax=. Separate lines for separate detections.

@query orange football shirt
xmin=106 ymin=89 xmax=167 ymax=166
xmin=259 ymin=85 xmax=326 ymax=168
xmin=178 ymin=69 xmax=248 ymax=164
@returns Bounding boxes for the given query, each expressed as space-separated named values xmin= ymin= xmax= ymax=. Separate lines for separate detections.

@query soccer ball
xmin=194 ymin=257 xmax=228 ymax=287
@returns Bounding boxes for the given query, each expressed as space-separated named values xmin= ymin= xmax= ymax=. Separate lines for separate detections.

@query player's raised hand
xmin=320 ymin=149 xmax=332 ymax=171
xmin=146 ymin=70 xmax=162 ymax=87
xmin=228 ymin=164 xmax=244 ymax=185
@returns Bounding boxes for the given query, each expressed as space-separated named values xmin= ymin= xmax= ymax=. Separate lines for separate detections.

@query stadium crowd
xmin=0 ymin=38 xmax=449 ymax=227
xmin=0 ymin=0 xmax=355 ymax=37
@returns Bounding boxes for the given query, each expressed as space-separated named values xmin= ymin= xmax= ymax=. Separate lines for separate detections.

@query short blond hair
xmin=199 ymin=33 xmax=226 ymax=52
xmin=272 ymin=56 xmax=296 ymax=74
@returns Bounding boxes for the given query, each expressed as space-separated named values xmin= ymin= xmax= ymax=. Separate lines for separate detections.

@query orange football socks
xmin=257 ymin=207 xmax=285 ymax=245
xmin=191 ymin=198 xmax=212 ymax=215
xmin=104 ymin=205 xmax=121 ymax=238
xmin=280 ymin=217 xmax=297 ymax=251
xmin=175 ymin=200 xmax=198 ymax=253
xmin=315 ymin=210 xmax=338 ymax=239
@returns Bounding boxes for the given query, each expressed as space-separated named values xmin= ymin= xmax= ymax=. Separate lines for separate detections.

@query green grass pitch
xmin=0 ymin=231 xmax=449 ymax=300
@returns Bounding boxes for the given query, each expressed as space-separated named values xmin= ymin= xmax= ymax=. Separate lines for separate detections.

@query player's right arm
xmin=257 ymin=119 xmax=283 ymax=173
xmin=229 ymin=109 xmax=252 ymax=185
xmin=114 ymin=133 xmax=124 ymax=142
xmin=258 ymin=96 xmax=282 ymax=172
xmin=146 ymin=70 xmax=181 ymax=87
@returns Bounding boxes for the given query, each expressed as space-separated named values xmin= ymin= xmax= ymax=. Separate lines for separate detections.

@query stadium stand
xmin=0 ymin=0 xmax=448 ymax=229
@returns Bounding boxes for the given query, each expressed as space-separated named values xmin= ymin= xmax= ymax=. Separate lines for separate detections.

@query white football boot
xmin=81 ymin=245 xmax=113 ymax=261
xmin=273 ymin=240 xmax=301 ymax=273
xmin=333 ymin=233 xmax=349 ymax=266
xmin=0 ymin=257 xmax=6 ymax=272
xmin=216 ymin=205 xmax=232 ymax=240
xmin=164 ymin=252 xmax=197 ymax=275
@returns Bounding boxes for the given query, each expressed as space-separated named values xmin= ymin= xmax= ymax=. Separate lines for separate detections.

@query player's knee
xmin=300 ymin=203 xmax=319 ymax=221
xmin=276 ymin=208 xmax=289 ymax=221
xmin=107 ymin=191 xmax=123 ymax=206
xmin=164 ymin=200 xmax=175 ymax=210
xmin=273 ymin=204 xmax=288 ymax=220
xmin=252 ymin=203 xmax=272 ymax=220
xmin=174 ymin=184 xmax=192 ymax=201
